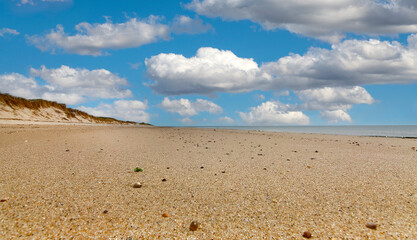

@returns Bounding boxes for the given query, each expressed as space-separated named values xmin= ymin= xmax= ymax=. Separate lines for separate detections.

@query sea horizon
xmin=180 ymin=125 xmax=417 ymax=138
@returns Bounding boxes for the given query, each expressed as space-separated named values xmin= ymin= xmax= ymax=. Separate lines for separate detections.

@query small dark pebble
xmin=103 ymin=210 xmax=108 ymax=214
xmin=0 ymin=199 xmax=7 ymax=202
xmin=302 ymin=231 xmax=312 ymax=238
xmin=315 ymin=150 xmax=318 ymax=153
xmin=167 ymin=167 xmax=170 ymax=169
xmin=366 ymin=222 xmax=377 ymax=230
xmin=263 ymin=168 xmax=267 ymax=170
xmin=412 ymin=147 xmax=416 ymax=151
xmin=162 ymin=178 xmax=167 ymax=182
xmin=189 ymin=220 xmax=199 ymax=231
xmin=221 ymin=170 xmax=226 ymax=173
xmin=200 ymin=166 xmax=204 ymax=169
xmin=287 ymin=159 xmax=290 ymax=161
xmin=65 ymin=149 xmax=70 ymax=152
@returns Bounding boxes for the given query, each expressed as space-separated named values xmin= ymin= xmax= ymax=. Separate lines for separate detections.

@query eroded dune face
xmin=0 ymin=93 xmax=136 ymax=125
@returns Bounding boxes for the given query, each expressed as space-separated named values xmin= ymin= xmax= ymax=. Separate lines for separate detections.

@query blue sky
xmin=1 ymin=0 xmax=417 ymax=126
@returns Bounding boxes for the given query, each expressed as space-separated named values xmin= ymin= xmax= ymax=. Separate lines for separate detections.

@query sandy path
xmin=0 ymin=125 xmax=416 ymax=239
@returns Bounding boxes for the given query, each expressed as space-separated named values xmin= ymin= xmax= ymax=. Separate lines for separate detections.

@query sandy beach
xmin=0 ymin=124 xmax=416 ymax=239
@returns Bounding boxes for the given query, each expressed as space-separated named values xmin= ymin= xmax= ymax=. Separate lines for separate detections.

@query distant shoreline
xmin=179 ymin=125 xmax=417 ymax=138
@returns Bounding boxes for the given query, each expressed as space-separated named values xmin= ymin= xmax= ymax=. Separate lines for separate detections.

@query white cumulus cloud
xmin=0 ymin=65 xmax=132 ymax=105
xmin=187 ymin=0 xmax=417 ymax=42
xmin=28 ymin=16 xmax=170 ymax=56
xmin=28 ymin=15 xmax=211 ymax=56
xmin=239 ymin=101 xmax=310 ymax=125
xmin=78 ymin=100 xmax=149 ymax=123
xmin=146 ymin=47 xmax=269 ymax=95
xmin=296 ymin=86 xmax=374 ymax=123
xmin=297 ymin=86 xmax=374 ymax=111
xmin=320 ymin=110 xmax=353 ymax=123
xmin=160 ymin=97 xmax=222 ymax=117
xmin=146 ymin=37 xmax=417 ymax=95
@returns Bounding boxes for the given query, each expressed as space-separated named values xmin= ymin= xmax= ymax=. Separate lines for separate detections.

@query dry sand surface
xmin=0 ymin=124 xmax=416 ymax=239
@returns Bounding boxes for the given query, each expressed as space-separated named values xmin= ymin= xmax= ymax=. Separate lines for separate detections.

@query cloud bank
xmin=146 ymin=37 xmax=417 ymax=96
xmin=28 ymin=15 xmax=211 ymax=56
xmin=187 ymin=0 xmax=417 ymax=42
xmin=1 ymin=65 xmax=132 ymax=105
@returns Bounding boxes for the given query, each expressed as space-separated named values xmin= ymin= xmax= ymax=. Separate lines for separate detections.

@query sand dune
xmin=0 ymin=93 xmax=140 ymax=125
xmin=1 ymin=125 xmax=416 ymax=239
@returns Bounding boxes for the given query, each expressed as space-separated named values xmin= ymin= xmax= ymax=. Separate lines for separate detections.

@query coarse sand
xmin=0 ymin=124 xmax=416 ymax=239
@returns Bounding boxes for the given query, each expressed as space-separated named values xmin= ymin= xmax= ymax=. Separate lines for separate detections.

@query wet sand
xmin=0 ymin=124 xmax=416 ymax=239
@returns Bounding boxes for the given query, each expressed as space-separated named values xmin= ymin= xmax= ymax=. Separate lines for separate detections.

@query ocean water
xmin=196 ymin=125 xmax=417 ymax=138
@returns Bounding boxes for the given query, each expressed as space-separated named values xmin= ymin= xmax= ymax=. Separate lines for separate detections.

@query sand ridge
xmin=0 ymin=125 xmax=416 ymax=239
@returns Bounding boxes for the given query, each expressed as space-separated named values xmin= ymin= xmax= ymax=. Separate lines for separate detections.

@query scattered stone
xmin=167 ymin=167 xmax=170 ymax=169
xmin=302 ymin=231 xmax=312 ymax=238
xmin=162 ymin=213 xmax=168 ymax=217
xmin=366 ymin=222 xmax=377 ymax=230
xmin=132 ymin=182 xmax=142 ymax=188
xmin=162 ymin=178 xmax=167 ymax=182
xmin=65 ymin=149 xmax=70 ymax=152
xmin=221 ymin=170 xmax=226 ymax=173
xmin=189 ymin=220 xmax=199 ymax=231
xmin=315 ymin=150 xmax=318 ymax=153
xmin=103 ymin=210 xmax=108 ymax=214
xmin=287 ymin=159 xmax=291 ymax=161
xmin=0 ymin=199 xmax=7 ymax=202
xmin=200 ymin=166 xmax=204 ymax=169
xmin=412 ymin=147 xmax=416 ymax=151
xmin=263 ymin=168 xmax=267 ymax=170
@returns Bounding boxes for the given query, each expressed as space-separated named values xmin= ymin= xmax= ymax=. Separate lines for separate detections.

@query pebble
xmin=162 ymin=178 xmax=167 ymax=182
xmin=412 ymin=147 xmax=416 ymax=151
xmin=132 ymin=182 xmax=142 ymax=188
xmin=189 ymin=220 xmax=199 ymax=231
xmin=0 ymin=199 xmax=7 ymax=202
xmin=366 ymin=222 xmax=377 ymax=230
xmin=103 ymin=210 xmax=108 ymax=214
xmin=302 ymin=231 xmax=312 ymax=238
xmin=162 ymin=213 xmax=168 ymax=217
